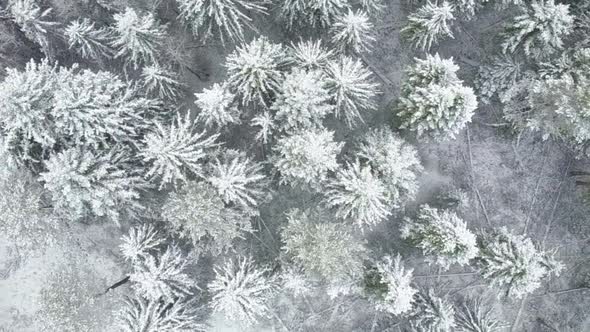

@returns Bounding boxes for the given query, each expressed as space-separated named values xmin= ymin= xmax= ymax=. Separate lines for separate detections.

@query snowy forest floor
xmin=0 ymin=0 xmax=589 ymax=331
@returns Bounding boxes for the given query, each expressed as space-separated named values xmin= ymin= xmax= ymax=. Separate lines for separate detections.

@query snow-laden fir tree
xmin=225 ymin=36 xmax=286 ymax=106
xmin=162 ymin=181 xmax=251 ymax=254
xmin=330 ymin=9 xmax=375 ymax=53
xmin=280 ymin=267 xmax=312 ymax=298
xmin=140 ymin=112 xmax=219 ymax=189
xmin=176 ymin=0 xmax=268 ymax=44
xmin=281 ymin=209 xmax=367 ymax=296
xmin=271 ymin=128 xmax=344 ymax=187
xmin=194 ymin=83 xmax=240 ymax=128
xmin=401 ymin=1 xmax=455 ymax=51
xmin=111 ymin=7 xmax=167 ymax=67
xmin=250 ymin=112 xmax=274 ymax=143
xmin=117 ymin=295 xmax=206 ymax=332
xmin=129 ymin=244 xmax=194 ymax=303
xmin=325 ymin=56 xmax=379 ymax=126
xmin=455 ymin=297 xmax=505 ymax=332
xmin=141 ymin=64 xmax=183 ymax=100
xmin=396 ymin=54 xmax=477 ymax=139
xmin=401 ymin=205 xmax=478 ymax=269
xmin=280 ymin=0 xmax=349 ymax=29
xmin=64 ymin=18 xmax=112 ymax=60
xmin=270 ymin=68 xmax=334 ymax=131
xmin=365 ymin=254 xmax=417 ymax=316
xmin=410 ymin=289 xmax=456 ymax=331
xmin=502 ymin=0 xmax=573 ymax=57
xmin=356 ymin=127 xmax=423 ymax=208
xmin=208 ymin=256 xmax=276 ymax=326
xmin=324 ymin=160 xmax=393 ymax=228
xmin=289 ymin=39 xmax=335 ymax=70
xmin=206 ymin=149 xmax=268 ymax=214
xmin=475 ymin=54 xmax=522 ymax=105
xmin=120 ymin=224 xmax=163 ymax=262
xmin=39 ymin=148 xmax=144 ymax=222
xmin=475 ymin=227 xmax=563 ymax=298
xmin=8 ymin=0 xmax=58 ymax=56
xmin=357 ymin=0 xmax=385 ymax=13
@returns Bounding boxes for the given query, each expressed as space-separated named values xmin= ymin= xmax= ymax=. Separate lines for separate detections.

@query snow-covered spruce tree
xmin=401 ymin=1 xmax=455 ymax=51
xmin=140 ymin=112 xmax=219 ymax=189
xmin=502 ymin=0 xmax=573 ymax=58
xmin=194 ymin=83 xmax=240 ymax=128
xmin=330 ymin=9 xmax=375 ymax=53
xmin=250 ymin=112 xmax=274 ymax=143
xmin=357 ymin=0 xmax=385 ymax=14
xmin=272 ymin=128 xmax=344 ymax=187
xmin=410 ymin=289 xmax=456 ymax=331
xmin=475 ymin=54 xmax=522 ymax=105
xmin=225 ymin=36 xmax=286 ymax=106
xmin=270 ymin=68 xmax=334 ymax=131
xmin=281 ymin=209 xmax=367 ymax=296
xmin=324 ymin=160 xmax=393 ymax=228
xmin=39 ymin=148 xmax=144 ymax=222
xmin=117 ymin=295 xmax=206 ymax=332
xmin=475 ymin=227 xmax=563 ymax=298
xmin=129 ymin=244 xmax=194 ymax=303
xmin=111 ymin=7 xmax=167 ymax=68
xmin=141 ymin=64 xmax=184 ymax=100
xmin=176 ymin=0 xmax=269 ymax=44
xmin=280 ymin=267 xmax=312 ymax=298
xmin=356 ymin=127 xmax=423 ymax=208
xmin=162 ymin=181 xmax=251 ymax=254
xmin=209 ymin=256 xmax=276 ymax=326
xmin=364 ymin=255 xmax=417 ymax=316
xmin=64 ymin=18 xmax=112 ymax=60
xmin=120 ymin=224 xmax=163 ymax=262
xmin=289 ymin=39 xmax=335 ymax=71
xmin=396 ymin=54 xmax=477 ymax=139
xmin=401 ymin=205 xmax=478 ymax=269
xmin=206 ymin=149 xmax=268 ymax=214
xmin=8 ymin=0 xmax=58 ymax=56
xmin=324 ymin=56 xmax=379 ymax=126
xmin=280 ymin=0 xmax=349 ymax=29
xmin=455 ymin=297 xmax=505 ymax=332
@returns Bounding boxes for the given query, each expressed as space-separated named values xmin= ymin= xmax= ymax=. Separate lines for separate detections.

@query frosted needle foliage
xmin=289 ymin=40 xmax=335 ymax=70
xmin=141 ymin=64 xmax=183 ymax=100
xmin=401 ymin=1 xmax=455 ymax=51
xmin=65 ymin=18 xmax=112 ymax=60
xmin=331 ymin=9 xmax=375 ymax=53
xmin=372 ymin=255 xmax=417 ymax=316
xmin=120 ymin=224 xmax=163 ymax=262
xmin=194 ymin=83 xmax=240 ymax=128
xmin=411 ymin=289 xmax=456 ymax=331
xmin=117 ymin=296 xmax=206 ymax=332
xmin=208 ymin=256 xmax=275 ymax=326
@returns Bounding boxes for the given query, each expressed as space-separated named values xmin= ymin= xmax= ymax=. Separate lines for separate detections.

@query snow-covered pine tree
xmin=396 ymin=53 xmax=477 ymax=139
xmin=330 ymin=9 xmax=375 ymax=54
xmin=455 ymin=296 xmax=505 ymax=332
xmin=281 ymin=209 xmax=367 ymax=296
xmin=120 ymin=224 xmax=164 ymax=262
xmin=475 ymin=54 xmax=522 ymax=105
xmin=475 ymin=227 xmax=563 ymax=298
xmin=357 ymin=0 xmax=385 ymax=14
xmin=364 ymin=254 xmax=417 ymax=316
xmin=64 ymin=18 xmax=112 ymax=60
xmin=324 ymin=56 xmax=379 ymax=126
xmin=225 ymin=36 xmax=286 ymax=106
xmin=401 ymin=1 xmax=455 ymax=51
xmin=502 ymin=0 xmax=573 ymax=58
xmin=271 ymin=128 xmax=343 ymax=187
xmin=129 ymin=244 xmax=194 ymax=303
xmin=280 ymin=267 xmax=312 ymax=298
xmin=209 ymin=256 xmax=276 ymax=326
xmin=356 ymin=127 xmax=423 ymax=208
xmin=250 ymin=112 xmax=274 ymax=143
xmin=270 ymin=68 xmax=334 ymax=131
xmin=206 ymin=149 xmax=268 ymax=214
xmin=410 ymin=289 xmax=456 ymax=331
xmin=176 ymin=0 xmax=268 ymax=44
xmin=141 ymin=64 xmax=184 ymax=100
xmin=117 ymin=295 xmax=206 ymax=332
xmin=289 ymin=39 xmax=335 ymax=70
xmin=39 ymin=147 xmax=144 ymax=222
xmin=194 ymin=83 xmax=240 ymax=128
xmin=162 ymin=181 xmax=251 ymax=254
xmin=111 ymin=7 xmax=167 ymax=68
xmin=324 ymin=160 xmax=393 ymax=228
xmin=401 ymin=205 xmax=478 ymax=269
xmin=140 ymin=112 xmax=219 ymax=189
xmin=280 ymin=0 xmax=350 ymax=29
xmin=8 ymin=0 xmax=58 ymax=56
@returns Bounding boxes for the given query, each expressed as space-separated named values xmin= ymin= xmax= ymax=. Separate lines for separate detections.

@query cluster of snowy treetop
xmin=0 ymin=0 xmax=583 ymax=330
